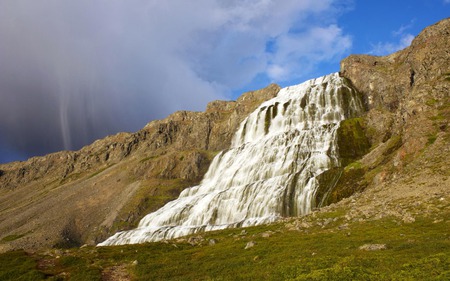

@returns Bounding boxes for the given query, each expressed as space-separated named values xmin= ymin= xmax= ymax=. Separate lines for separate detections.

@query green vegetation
xmin=0 ymin=251 xmax=46 ymax=281
xmin=427 ymin=133 xmax=438 ymax=145
xmin=443 ymin=72 xmax=450 ymax=82
xmin=0 ymin=207 xmax=448 ymax=280
xmin=320 ymin=164 xmax=367 ymax=206
xmin=381 ymin=135 xmax=402 ymax=157
xmin=139 ymin=155 xmax=160 ymax=163
xmin=315 ymin=117 xmax=372 ymax=206
xmin=87 ymin=164 xmax=114 ymax=180
xmin=1 ymin=234 xmax=25 ymax=243
xmin=336 ymin=118 xmax=371 ymax=166
xmin=57 ymin=255 xmax=102 ymax=280
xmin=426 ymin=98 xmax=438 ymax=107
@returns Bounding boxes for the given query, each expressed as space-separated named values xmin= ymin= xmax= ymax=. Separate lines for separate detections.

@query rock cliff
xmin=326 ymin=18 xmax=449 ymax=204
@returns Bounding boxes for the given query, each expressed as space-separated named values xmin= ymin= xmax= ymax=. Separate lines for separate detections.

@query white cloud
xmin=267 ymin=24 xmax=352 ymax=81
xmin=370 ymin=22 xmax=415 ymax=56
xmin=370 ymin=33 xmax=414 ymax=56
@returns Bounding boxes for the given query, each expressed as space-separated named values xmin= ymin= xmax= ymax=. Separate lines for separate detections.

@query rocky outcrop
xmin=0 ymin=84 xmax=279 ymax=252
xmin=325 ymin=18 xmax=450 ymax=205
xmin=341 ymin=18 xmax=449 ymax=150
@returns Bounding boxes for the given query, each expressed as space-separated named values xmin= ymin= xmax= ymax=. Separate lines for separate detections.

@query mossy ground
xmin=0 ymin=204 xmax=448 ymax=281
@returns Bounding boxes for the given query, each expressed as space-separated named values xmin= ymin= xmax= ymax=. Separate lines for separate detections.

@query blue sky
xmin=0 ymin=0 xmax=448 ymax=164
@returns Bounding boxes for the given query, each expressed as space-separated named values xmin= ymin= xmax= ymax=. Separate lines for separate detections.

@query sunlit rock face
xmin=99 ymin=73 xmax=365 ymax=246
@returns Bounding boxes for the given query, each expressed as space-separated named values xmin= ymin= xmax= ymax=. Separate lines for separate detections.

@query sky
xmin=0 ymin=0 xmax=449 ymax=164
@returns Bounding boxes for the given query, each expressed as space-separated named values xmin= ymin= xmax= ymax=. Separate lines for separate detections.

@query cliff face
xmin=0 ymin=84 xmax=279 ymax=252
xmin=323 ymin=18 xmax=449 ymax=215
xmin=0 ymin=18 xmax=448 ymax=252
xmin=341 ymin=18 xmax=449 ymax=151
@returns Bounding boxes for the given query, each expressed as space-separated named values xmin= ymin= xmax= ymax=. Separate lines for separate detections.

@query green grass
xmin=427 ymin=133 xmax=438 ymax=145
xmin=87 ymin=164 xmax=117 ymax=180
xmin=56 ymin=256 xmax=102 ymax=281
xmin=0 ymin=208 xmax=448 ymax=280
xmin=426 ymin=98 xmax=438 ymax=107
xmin=0 ymin=251 xmax=46 ymax=281
xmin=444 ymin=72 xmax=450 ymax=82
xmin=1 ymin=234 xmax=25 ymax=243
xmin=337 ymin=118 xmax=371 ymax=166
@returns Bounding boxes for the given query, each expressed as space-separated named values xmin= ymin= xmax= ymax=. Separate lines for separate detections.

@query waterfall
xmin=99 ymin=73 xmax=364 ymax=246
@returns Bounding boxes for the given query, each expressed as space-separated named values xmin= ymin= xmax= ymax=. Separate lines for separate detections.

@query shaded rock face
xmin=0 ymin=84 xmax=279 ymax=252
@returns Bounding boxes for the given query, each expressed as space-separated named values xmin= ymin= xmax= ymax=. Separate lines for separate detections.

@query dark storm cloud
xmin=0 ymin=0 xmax=351 ymax=163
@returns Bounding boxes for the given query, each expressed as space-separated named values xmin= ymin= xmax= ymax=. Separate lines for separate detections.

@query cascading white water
xmin=99 ymin=73 xmax=364 ymax=246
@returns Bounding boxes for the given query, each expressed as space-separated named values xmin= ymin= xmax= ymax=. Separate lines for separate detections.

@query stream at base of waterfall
xmin=99 ymin=73 xmax=364 ymax=246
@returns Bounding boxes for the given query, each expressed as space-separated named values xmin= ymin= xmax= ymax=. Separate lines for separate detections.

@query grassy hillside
xmin=1 ymin=197 xmax=448 ymax=281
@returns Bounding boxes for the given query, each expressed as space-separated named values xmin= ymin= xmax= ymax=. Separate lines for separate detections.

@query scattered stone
xmin=240 ymin=230 xmax=247 ymax=235
xmin=188 ymin=235 xmax=204 ymax=246
xmin=402 ymin=215 xmax=415 ymax=224
xmin=80 ymin=244 xmax=88 ymax=248
xmin=359 ymin=244 xmax=387 ymax=251
xmin=261 ymin=231 xmax=274 ymax=238
xmin=323 ymin=218 xmax=333 ymax=226
xmin=132 ymin=260 xmax=138 ymax=266
xmin=102 ymin=265 xmax=132 ymax=281
xmin=299 ymin=222 xmax=311 ymax=229
xmin=338 ymin=223 xmax=349 ymax=230
xmin=245 ymin=241 xmax=256 ymax=249
xmin=208 ymin=239 xmax=217 ymax=246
